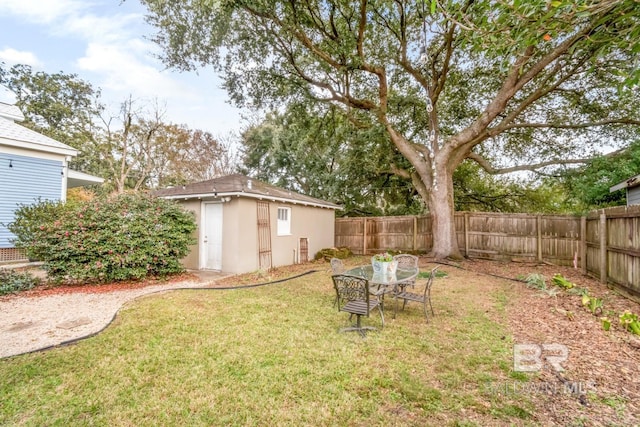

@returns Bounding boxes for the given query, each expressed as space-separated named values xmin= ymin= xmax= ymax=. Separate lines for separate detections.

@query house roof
xmin=155 ymin=174 xmax=341 ymax=210
xmin=610 ymin=174 xmax=640 ymax=192
xmin=0 ymin=116 xmax=78 ymax=157
xmin=0 ymin=102 xmax=24 ymax=122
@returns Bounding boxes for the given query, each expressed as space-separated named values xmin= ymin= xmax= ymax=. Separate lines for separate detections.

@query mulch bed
xmin=0 ymin=272 xmax=200 ymax=300
xmin=452 ymin=258 xmax=640 ymax=426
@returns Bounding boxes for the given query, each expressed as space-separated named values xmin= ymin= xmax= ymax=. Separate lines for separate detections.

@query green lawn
xmin=0 ymin=264 xmax=534 ymax=426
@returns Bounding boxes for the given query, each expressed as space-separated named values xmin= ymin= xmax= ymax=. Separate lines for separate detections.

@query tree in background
xmin=0 ymin=63 xmax=103 ymax=175
xmin=156 ymin=128 xmax=239 ymax=187
xmin=1 ymin=64 xmax=237 ymax=192
xmin=558 ymin=141 xmax=640 ymax=210
xmin=241 ymin=103 xmax=567 ymax=216
xmin=240 ymin=102 xmax=424 ymax=216
xmin=452 ymin=161 xmax=568 ymax=213
xmin=142 ymin=0 xmax=640 ymax=259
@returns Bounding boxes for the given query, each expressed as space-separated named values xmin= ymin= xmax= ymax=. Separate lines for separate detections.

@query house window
xmin=277 ymin=207 xmax=291 ymax=236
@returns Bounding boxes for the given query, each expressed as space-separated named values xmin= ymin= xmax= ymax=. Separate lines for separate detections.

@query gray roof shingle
xmin=155 ymin=174 xmax=340 ymax=209
xmin=0 ymin=116 xmax=78 ymax=155
xmin=0 ymin=102 xmax=24 ymax=122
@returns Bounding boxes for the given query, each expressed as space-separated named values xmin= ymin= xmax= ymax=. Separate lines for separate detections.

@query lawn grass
xmin=0 ymin=263 xmax=534 ymax=426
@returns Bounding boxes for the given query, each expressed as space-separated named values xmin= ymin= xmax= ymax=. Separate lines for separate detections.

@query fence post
xmin=464 ymin=212 xmax=469 ymax=257
xmin=599 ymin=212 xmax=607 ymax=283
xmin=363 ymin=217 xmax=367 ymax=255
xmin=413 ymin=216 xmax=418 ymax=251
xmin=537 ymin=215 xmax=542 ymax=262
xmin=580 ymin=216 xmax=587 ymax=274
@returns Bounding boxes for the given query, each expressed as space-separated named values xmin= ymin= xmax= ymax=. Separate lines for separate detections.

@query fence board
xmin=335 ymin=209 xmax=640 ymax=301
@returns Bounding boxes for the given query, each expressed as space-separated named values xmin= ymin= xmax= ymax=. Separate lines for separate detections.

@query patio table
xmin=343 ymin=265 xmax=419 ymax=318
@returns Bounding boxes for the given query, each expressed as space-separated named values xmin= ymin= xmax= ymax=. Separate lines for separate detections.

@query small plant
xmin=372 ymin=252 xmax=393 ymax=262
xmin=600 ymin=317 xmax=611 ymax=331
xmin=552 ymin=273 xmax=575 ymax=289
xmin=524 ymin=273 xmax=547 ymax=290
xmin=582 ymin=294 xmax=603 ymax=315
xmin=0 ymin=269 xmax=41 ymax=295
xmin=619 ymin=311 xmax=640 ymax=335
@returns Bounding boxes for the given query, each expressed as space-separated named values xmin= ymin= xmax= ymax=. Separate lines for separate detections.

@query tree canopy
xmin=1 ymin=63 xmax=237 ymax=193
xmin=102 ymin=1 xmax=640 ymax=256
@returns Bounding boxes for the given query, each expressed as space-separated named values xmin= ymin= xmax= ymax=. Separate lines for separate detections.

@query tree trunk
xmin=428 ymin=163 xmax=462 ymax=260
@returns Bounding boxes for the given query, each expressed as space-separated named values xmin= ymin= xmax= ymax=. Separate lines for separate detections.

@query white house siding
xmin=0 ymin=152 xmax=64 ymax=248
xmin=628 ymin=187 xmax=640 ymax=206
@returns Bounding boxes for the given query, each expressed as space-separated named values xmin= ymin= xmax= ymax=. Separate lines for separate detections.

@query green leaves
xmin=9 ymin=193 xmax=196 ymax=284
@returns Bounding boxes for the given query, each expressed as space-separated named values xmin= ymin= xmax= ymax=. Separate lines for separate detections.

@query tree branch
xmin=467 ymin=152 xmax=591 ymax=175
xmin=499 ymin=117 xmax=640 ymax=131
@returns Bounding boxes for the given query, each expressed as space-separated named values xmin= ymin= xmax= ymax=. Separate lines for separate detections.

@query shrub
xmin=0 ymin=269 xmax=41 ymax=295
xmin=7 ymin=199 xmax=72 ymax=261
xmin=314 ymin=247 xmax=352 ymax=261
xmin=9 ymin=192 xmax=196 ymax=284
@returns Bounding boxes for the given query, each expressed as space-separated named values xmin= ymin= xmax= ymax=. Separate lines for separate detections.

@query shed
xmin=0 ymin=102 xmax=103 ymax=263
xmin=610 ymin=174 xmax=640 ymax=206
xmin=154 ymin=174 xmax=340 ymax=274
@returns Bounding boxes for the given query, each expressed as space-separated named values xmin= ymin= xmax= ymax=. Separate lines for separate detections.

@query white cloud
xmin=0 ymin=48 xmax=42 ymax=67
xmin=55 ymin=10 xmax=143 ymax=43
xmin=0 ymin=0 xmax=87 ymax=24
xmin=0 ymin=0 xmax=244 ymax=134
xmin=76 ymin=42 xmax=192 ymax=100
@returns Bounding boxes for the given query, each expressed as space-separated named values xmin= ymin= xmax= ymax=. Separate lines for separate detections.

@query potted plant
xmin=371 ymin=252 xmax=397 ymax=276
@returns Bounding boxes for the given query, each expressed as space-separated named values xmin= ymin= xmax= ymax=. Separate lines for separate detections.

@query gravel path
xmin=0 ymin=277 xmax=226 ymax=359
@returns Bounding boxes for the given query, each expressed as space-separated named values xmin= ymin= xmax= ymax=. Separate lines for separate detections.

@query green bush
xmin=0 ymin=269 xmax=41 ymax=295
xmin=9 ymin=193 xmax=197 ymax=284
xmin=6 ymin=198 xmax=72 ymax=261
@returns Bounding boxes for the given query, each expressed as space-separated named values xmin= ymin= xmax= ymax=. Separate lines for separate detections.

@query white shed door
xmin=203 ymin=203 xmax=223 ymax=270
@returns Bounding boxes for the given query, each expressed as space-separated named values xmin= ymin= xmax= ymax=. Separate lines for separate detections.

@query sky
xmin=0 ymin=0 xmax=244 ymax=138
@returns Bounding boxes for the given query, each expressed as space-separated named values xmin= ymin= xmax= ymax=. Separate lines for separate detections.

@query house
xmin=0 ymin=102 xmax=103 ymax=263
xmin=610 ymin=174 xmax=640 ymax=206
xmin=154 ymin=174 xmax=340 ymax=274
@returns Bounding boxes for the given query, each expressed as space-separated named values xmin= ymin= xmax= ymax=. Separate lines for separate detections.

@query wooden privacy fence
xmin=335 ymin=208 xmax=640 ymax=300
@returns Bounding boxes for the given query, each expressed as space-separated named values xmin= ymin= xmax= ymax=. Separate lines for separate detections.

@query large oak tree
xmin=141 ymin=0 xmax=640 ymax=258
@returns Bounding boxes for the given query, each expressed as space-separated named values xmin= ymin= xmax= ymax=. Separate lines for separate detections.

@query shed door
xmin=203 ymin=203 xmax=223 ymax=270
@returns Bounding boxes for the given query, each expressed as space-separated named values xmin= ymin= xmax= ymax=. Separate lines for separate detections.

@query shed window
xmin=277 ymin=207 xmax=291 ymax=236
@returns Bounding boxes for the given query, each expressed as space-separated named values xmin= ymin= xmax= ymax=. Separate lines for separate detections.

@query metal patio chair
xmin=330 ymin=258 xmax=345 ymax=274
xmin=393 ymin=254 xmax=419 ymax=293
xmin=331 ymin=274 xmax=384 ymax=336
xmin=395 ymin=266 xmax=439 ymax=322
xmin=330 ymin=258 xmax=346 ymax=307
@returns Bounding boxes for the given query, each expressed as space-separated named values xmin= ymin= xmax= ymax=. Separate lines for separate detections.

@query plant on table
xmin=372 ymin=252 xmax=393 ymax=262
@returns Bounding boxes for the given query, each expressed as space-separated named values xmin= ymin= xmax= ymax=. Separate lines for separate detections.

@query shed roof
xmin=155 ymin=174 xmax=341 ymax=210
xmin=610 ymin=174 xmax=640 ymax=193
